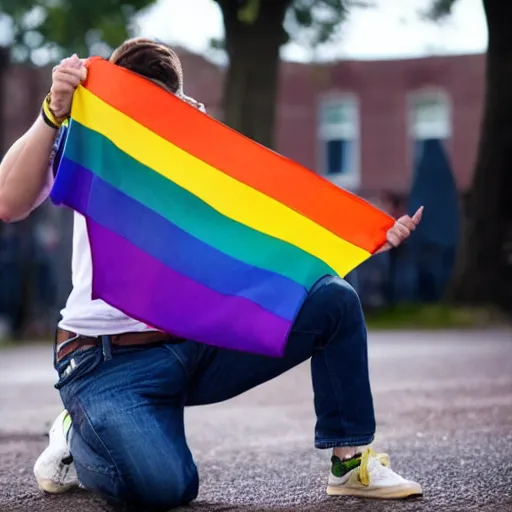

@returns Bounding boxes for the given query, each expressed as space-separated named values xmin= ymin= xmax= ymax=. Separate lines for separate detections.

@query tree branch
xmin=425 ymin=0 xmax=458 ymax=21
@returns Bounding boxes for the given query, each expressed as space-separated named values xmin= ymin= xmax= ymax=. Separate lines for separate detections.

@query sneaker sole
xmin=327 ymin=482 xmax=423 ymax=499
xmin=34 ymin=411 xmax=78 ymax=494
xmin=37 ymin=479 xmax=78 ymax=494
xmin=34 ymin=446 xmax=78 ymax=494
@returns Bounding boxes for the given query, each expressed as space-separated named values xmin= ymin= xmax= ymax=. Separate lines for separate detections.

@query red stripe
xmin=83 ymin=57 xmax=394 ymax=252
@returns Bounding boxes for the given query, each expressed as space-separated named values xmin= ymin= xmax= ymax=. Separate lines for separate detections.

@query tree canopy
xmin=426 ymin=0 xmax=458 ymax=20
xmin=0 ymin=0 xmax=157 ymax=64
xmin=213 ymin=0 xmax=369 ymax=148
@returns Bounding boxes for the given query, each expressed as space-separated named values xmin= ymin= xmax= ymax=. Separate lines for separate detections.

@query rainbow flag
xmin=51 ymin=57 xmax=394 ymax=357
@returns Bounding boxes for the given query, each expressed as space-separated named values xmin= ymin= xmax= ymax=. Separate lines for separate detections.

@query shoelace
xmin=358 ymin=448 xmax=390 ymax=486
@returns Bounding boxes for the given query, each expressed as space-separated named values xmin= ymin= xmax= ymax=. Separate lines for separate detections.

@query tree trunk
xmin=0 ymin=46 xmax=9 ymax=154
xmin=450 ymin=0 xmax=512 ymax=312
xmin=219 ymin=0 xmax=289 ymax=149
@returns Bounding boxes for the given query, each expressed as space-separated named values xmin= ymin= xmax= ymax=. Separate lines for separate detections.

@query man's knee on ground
xmin=118 ymin=463 xmax=198 ymax=511
xmin=74 ymin=440 xmax=199 ymax=511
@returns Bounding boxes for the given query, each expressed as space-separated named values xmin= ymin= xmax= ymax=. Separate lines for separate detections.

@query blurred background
xmin=0 ymin=0 xmax=510 ymax=341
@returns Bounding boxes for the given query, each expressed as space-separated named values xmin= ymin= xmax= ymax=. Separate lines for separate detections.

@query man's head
xmin=109 ymin=37 xmax=183 ymax=94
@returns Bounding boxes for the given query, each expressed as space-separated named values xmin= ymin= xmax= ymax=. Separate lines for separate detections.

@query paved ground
xmin=0 ymin=330 xmax=511 ymax=512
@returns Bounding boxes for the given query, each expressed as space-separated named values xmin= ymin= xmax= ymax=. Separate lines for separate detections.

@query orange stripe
xmin=84 ymin=57 xmax=394 ymax=253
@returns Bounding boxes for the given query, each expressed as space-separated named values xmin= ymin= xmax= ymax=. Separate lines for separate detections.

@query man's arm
xmin=0 ymin=54 xmax=86 ymax=223
xmin=0 ymin=118 xmax=56 ymax=222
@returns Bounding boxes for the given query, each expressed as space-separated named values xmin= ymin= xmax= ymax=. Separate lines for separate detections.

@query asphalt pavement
xmin=0 ymin=329 xmax=511 ymax=512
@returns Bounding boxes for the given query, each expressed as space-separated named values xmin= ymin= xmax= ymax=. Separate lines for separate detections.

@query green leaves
xmin=0 ymin=0 xmax=158 ymax=64
xmin=213 ymin=0 xmax=370 ymax=51
xmin=285 ymin=0 xmax=354 ymax=48
xmin=237 ymin=0 xmax=261 ymax=23
xmin=425 ymin=0 xmax=458 ymax=21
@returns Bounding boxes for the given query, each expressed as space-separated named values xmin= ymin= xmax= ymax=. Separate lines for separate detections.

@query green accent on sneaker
xmin=331 ymin=453 xmax=362 ymax=478
xmin=62 ymin=411 xmax=72 ymax=436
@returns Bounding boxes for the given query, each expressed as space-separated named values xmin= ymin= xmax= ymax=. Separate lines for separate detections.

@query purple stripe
xmin=88 ymin=220 xmax=292 ymax=357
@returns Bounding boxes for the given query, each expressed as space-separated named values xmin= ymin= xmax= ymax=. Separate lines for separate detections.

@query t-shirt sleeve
xmin=34 ymin=123 xmax=67 ymax=209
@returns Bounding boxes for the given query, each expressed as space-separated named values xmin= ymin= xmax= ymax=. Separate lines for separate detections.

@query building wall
xmin=2 ymin=65 xmax=49 ymax=152
xmin=277 ymin=54 xmax=486 ymax=195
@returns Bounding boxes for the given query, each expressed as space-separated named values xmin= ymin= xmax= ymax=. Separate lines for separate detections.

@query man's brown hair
xmin=109 ymin=37 xmax=183 ymax=93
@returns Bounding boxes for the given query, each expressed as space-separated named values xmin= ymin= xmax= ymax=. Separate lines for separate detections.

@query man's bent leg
xmin=185 ymin=276 xmax=375 ymax=447
xmin=56 ymin=344 xmax=198 ymax=511
xmin=307 ymin=277 xmax=375 ymax=448
xmin=183 ymin=276 xmax=421 ymax=499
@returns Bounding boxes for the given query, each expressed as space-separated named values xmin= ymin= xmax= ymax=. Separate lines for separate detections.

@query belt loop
xmin=101 ymin=335 xmax=112 ymax=361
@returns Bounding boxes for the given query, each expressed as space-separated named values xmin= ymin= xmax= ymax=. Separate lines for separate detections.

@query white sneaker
xmin=34 ymin=410 xmax=79 ymax=493
xmin=326 ymin=449 xmax=423 ymax=499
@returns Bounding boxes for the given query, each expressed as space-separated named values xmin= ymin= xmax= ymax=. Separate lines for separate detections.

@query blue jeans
xmin=55 ymin=276 xmax=375 ymax=511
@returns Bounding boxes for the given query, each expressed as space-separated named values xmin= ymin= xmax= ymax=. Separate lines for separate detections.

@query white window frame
xmin=408 ymin=88 xmax=452 ymax=141
xmin=317 ymin=94 xmax=361 ymax=190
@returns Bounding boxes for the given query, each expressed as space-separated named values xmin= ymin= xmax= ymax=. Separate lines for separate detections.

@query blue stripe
xmin=55 ymin=158 xmax=307 ymax=321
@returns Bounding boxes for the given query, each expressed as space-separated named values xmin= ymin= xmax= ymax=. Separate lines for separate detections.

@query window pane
xmin=413 ymin=100 xmax=447 ymax=125
xmin=326 ymin=139 xmax=352 ymax=175
xmin=411 ymin=92 xmax=450 ymax=139
xmin=322 ymin=101 xmax=353 ymax=126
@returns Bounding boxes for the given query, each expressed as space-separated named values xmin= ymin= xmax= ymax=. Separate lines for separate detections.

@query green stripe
xmin=64 ymin=120 xmax=335 ymax=288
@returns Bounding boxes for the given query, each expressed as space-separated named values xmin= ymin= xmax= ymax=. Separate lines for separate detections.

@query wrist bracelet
xmin=41 ymin=93 xmax=67 ymax=129
xmin=41 ymin=107 xmax=59 ymax=130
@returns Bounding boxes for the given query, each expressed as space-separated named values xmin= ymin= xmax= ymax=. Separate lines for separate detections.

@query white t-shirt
xmin=58 ymin=213 xmax=153 ymax=336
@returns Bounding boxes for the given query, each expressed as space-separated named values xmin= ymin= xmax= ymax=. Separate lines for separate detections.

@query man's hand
xmin=179 ymin=93 xmax=206 ymax=113
xmin=377 ymin=206 xmax=424 ymax=253
xmin=49 ymin=54 xmax=87 ymax=119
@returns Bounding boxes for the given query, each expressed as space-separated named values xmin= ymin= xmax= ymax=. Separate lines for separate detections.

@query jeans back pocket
xmin=55 ymin=347 xmax=103 ymax=391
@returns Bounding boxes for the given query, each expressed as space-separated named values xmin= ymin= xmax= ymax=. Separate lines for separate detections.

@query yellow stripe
xmin=71 ymin=86 xmax=371 ymax=276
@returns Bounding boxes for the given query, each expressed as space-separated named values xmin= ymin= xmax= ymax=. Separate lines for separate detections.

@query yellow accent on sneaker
xmin=359 ymin=448 xmax=390 ymax=486
xmin=326 ymin=448 xmax=423 ymax=500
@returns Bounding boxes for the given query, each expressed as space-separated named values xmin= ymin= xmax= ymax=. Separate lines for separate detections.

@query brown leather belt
xmin=56 ymin=328 xmax=179 ymax=362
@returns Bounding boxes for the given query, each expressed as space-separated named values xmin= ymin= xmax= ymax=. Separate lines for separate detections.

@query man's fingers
xmin=59 ymin=54 xmax=80 ymax=66
xmin=393 ymin=223 xmax=411 ymax=239
xmin=396 ymin=205 xmax=424 ymax=230
xmin=51 ymin=81 xmax=77 ymax=95
xmin=386 ymin=207 xmax=423 ymax=250
xmin=396 ymin=215 xmax=416 ymax=232
xmin=54 ymin=67 xmax=85 ymax=80
xmin=412 ymin=206 xmax=424 ymax=225
xmin=52 ymin=75 xmax=81 ymax=89
xmin=58 ymin=56 xmax=74 ymax=67
xmin=386 ymin=223 xmax=411 ymax=248
xmin=48 ymin=55 xmax=85 ymax=119
xmin=51 ymin=81 xmax=79 ymax=96
xmin=386 ymin=232 xmax=401 ymax=248
xmin=52 ymin=72 xmax=84 ymax=91
xmin=68 ymin=54 xmax=81 ymax=67
xmin=67 ymin=55 xmax=87 ymax=79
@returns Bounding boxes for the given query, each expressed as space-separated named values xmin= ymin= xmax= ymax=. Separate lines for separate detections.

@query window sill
xmin=325 ymin=172 xmax=360 ymax=191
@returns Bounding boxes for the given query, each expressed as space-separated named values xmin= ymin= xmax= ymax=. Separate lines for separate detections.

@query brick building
xmin=278 ymin=53 xmax=485 ymax=197
xmin=3 ymin=50 xmax=485 ymax=197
